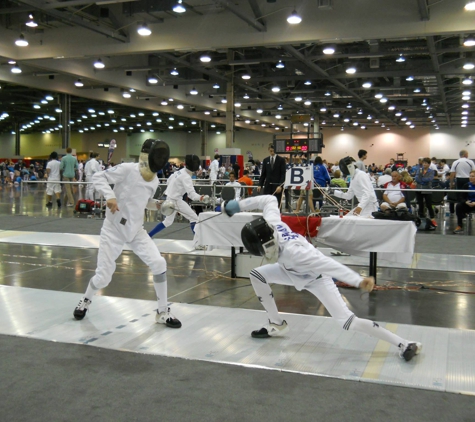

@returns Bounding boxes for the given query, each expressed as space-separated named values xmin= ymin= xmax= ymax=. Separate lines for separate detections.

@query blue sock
xmin=149 ymin=222 xmax=166 ymax=238
xmin=190 ymin=222 xmax=196 ymax=233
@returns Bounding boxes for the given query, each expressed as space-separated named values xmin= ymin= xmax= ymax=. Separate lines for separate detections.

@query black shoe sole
xmin=73 ymin=310 xmax=86 ymax=320
xmin=251 ymin=329 xmax=270 ymax=338
xmin=403 ymin=343 xmax=418 ymax=361
xmin=165 ymin=319 xmax=182 ymax=328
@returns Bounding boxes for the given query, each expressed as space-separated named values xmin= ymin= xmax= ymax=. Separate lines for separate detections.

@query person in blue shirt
xmin=313 ymin=156 xmax=331 ymax=209
xmin=454 ymin=170 xmax=475 ymax=234
xmin=415 ymin=157 xmax=437 ymax=226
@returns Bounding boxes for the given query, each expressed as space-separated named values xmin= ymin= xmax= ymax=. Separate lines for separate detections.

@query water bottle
xmin=339 ymin=208 xmax=344 ymax=218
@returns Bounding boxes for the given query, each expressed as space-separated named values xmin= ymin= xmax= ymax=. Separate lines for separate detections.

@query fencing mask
xmin=185 ymin=154 xmax=200 ymax=172
xmin=139 ymin=139 xmax=170 ymax=181
xmin=339 ymin=156 xmax=356 ymax=178
xmin=241 ymin=217 xmax=279 ymax=262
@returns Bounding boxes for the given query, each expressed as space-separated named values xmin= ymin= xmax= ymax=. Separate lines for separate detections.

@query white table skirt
xmin=194 ymin=212 xmax=416 ymax=264
xmin=316 ymin=216 xmax=416 ymax=264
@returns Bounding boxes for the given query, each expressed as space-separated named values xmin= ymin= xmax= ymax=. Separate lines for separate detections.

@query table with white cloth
xmin=194 ymin=212 xmax=416 ymax=280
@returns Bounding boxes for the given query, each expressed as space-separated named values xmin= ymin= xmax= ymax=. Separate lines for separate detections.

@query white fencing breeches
xmin=250 ymin=263 xmax=407 ymax=348
xmin=85 ymin=175 xmax=95 ymax=200
xmin=88 ymin=222 xmax=167 ymax=292
xmin=162 ymin=197 xmax=199 ymax=227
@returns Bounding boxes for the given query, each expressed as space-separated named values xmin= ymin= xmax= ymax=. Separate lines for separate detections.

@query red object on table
xmin=281 ymin=215 xmax=322 ymax=238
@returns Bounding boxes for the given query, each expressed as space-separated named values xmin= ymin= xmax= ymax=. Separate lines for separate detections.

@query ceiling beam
xmin=214 ymin=0 xmax=266 ymax=32
xmin=247 ymin=0 xmax=266 ymax=27
xmin=427 ymin=36 xmax=451 ymax=127
xmin=281 ymin=45 xmax=401 ymax=126
xmin=416 ymin=0 xmax=430 ymax=21
xmin=13 ymin=0 xmax=129 ymax=43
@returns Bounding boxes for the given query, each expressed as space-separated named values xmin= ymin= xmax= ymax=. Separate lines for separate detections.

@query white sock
xmin=345 ymin=315 xmax=407 ymax=349
xmin=84 ymin=281 xmax=97 ymax=301
xmin=153 ymin=273 xmax=168 ymax=313
xmin=250 ymin=269 xmax=282 ymax=325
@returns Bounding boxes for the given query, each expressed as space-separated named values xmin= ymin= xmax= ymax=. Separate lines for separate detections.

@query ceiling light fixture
xmin=304 ymin=80 xmax=312 ymax=85
xmin=464 ymin=37 xmax=475 ymax=46
xmin=396 ymin=54 xmax=406 ymax=62
xmin=11 ymin=65 xmax=22 ymax=74
xmin=374 ymin=93 xmax=383 ymax=99
xmin=137 ymin=23 xmax=151 ymax=36
xmin=406 ymin=76 xmax=414 ymax=81
xmin=213 ymin=83 xmax=220 ymax=89
xmin=323 ymin=45 xmax=335 ymax=55
xmin=345 ymin=65 xmax=357 ymax=74
xmin=463 ymin=77 xmax=473 ymax=85
xmin=15 ymin=34 xmax=28 ymax=47
xmin=26 ymin=14 xmax=38 ymax=28
xmin=271 ymin=86 xmax=280 ymax=93
xmin=75 ymin=79 xmax=84 ymax=87
xmin=464 ymin=62 xmax=475 ymax=70
xmin=173 ymin=0 xmax=186 ymax=13
xmin=287 ymin=10 xmax=302 ymax=24
xmin=94 ymin=58 xmax=105 ymax=69
xmin=304 ymin=100 xmax=312 ymax=106
xmin=200 ymin=53 xmax=211 ymax=63
xmin=122 ymin=91 xmax=131 ymax=98
xmin=465 ymin=1 xmax=475 ymax=11
xmin=243 ymin=93 xmax=250 ymax=99
xmin=276 ymin=60 xmax=285 ymax=69
xmin=325 ymin=91 xmax=331 ymax=96
xmin=148 ymin=76 xmax=158 ymax=84
xmin=362 ymin=81 xmax=372 ymax=88
xmin=170 ymin=68 xmax=179 ymax=76
xmin=241 ymin=74 xmax=251 ymax=80
xmin=190 ymin=87 xmax=198 ymax=95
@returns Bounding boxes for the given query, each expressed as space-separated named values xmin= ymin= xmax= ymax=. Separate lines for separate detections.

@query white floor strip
xmin=0 ymin=285 xmax=473 ymax=395
xmin=0 ymin=230 xmax=473 ymax=272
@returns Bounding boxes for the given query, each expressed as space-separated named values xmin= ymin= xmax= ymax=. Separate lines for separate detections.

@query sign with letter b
xmin=285 ymin=165 xmax=314 ymax=190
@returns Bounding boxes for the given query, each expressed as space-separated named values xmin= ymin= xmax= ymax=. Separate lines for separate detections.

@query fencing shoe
xmin=399 ymin=342 xmax=422 ymax=362
xmin=251 ymin=320 xmax=289 ymax=338
xmin=73 ymin=297 xmax=91 ymax=320
xmin=155 ymin=308 xmax=182 ymax=328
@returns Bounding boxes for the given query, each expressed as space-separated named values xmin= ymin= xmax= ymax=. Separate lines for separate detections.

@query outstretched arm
xmin=227 ymin=195 xmax=281 ymax=227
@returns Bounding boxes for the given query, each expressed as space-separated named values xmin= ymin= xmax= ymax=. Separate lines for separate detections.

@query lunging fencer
xmin=224 ymin=195 xmax=422 ymax=362
xmin=73 ymin=139 xmax=181 ymax=328
xmin=148 ymin=154 xmax=209 ymax=240
xmin=333 ymin=156 xmax=378 ymax=217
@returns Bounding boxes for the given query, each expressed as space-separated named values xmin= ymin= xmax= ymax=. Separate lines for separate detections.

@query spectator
xmin=331 ymin=170 xmax=347 ymax=188
xmin=209 ymin=154 xmax=220 ymax=184
xmin=400 ymin=170 xmax=415 ymax=187
xmin=60 ymin=147 xmax=78 ymax=207
xmin=84 ymin=152 xmax=101 ymax=200
xmin=238 ymin=169 xmax=254 ymax=197
xmin=415 ymin=157 xmax=437 ymax=226
xmin=385 ymin=158 xmax=397 ymax=172
xmin=454 ymin=170 xmax=475 ymax=234
xmin=380 ymin=172 xmax=408 ymax=211
xmin=225 ymin=172 xmax=242 ymax=200
xmin=377 ymin=168 xmax=392 ymax=187
xmin=355 ymin=150 xmax=367 ymax=172
xmin=449 ymin=150 xmax=475 ymax=214
xmin=437 ymin=159 xmax=450 ymax=185
xmin=367 ymin=163 xmax=378 ymax=173
xmin=232 ymin=161 xmax=241 ymax=178
xmin=46 ymin=151 xmax=62 ymax=209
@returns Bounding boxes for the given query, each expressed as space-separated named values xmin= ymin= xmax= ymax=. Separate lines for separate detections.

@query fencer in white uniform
xmin=148 ymin=154 xmax=207 ymax=238
xmin=84 ymin=153 xmax=101 ymax=200
xmin=224 ymin=195 xmax=422 ymax=362
xmin=333 ymin=156 xmax=378 ymax=217
xmin=209 ymin=154 xmax=220 ymax=184
xmin=73 ymin=139 xmax=181 ymax=328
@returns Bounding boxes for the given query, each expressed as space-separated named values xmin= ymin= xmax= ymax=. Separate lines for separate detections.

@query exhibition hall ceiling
xmin=0 ymin=0 xmax=475 ymax=135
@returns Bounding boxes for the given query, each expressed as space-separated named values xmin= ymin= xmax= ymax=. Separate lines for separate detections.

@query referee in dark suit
xmin=258 ymin=143 xmax=287 ymax=208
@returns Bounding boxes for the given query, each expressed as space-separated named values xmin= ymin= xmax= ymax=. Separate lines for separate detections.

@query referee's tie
xmin=271 ymin=156 xmax=274 ymax=169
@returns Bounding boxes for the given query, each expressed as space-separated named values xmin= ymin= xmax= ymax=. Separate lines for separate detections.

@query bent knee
xmin=150 ymin=256 xmax=167 ymax=275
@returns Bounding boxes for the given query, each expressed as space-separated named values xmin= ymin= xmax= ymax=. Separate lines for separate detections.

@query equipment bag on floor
xmin=372 ymin=209 xmax=421 ymax=227
xmin=75 ymin=199 xmax=95 ymax=213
